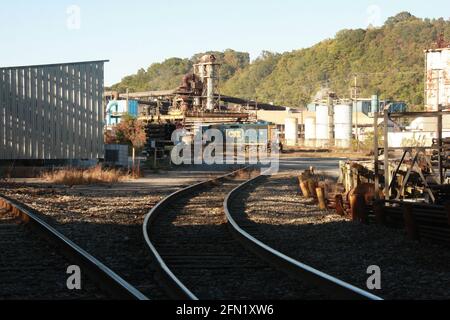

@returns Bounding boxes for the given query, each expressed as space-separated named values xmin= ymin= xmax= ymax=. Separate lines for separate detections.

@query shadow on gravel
xmin=228 ymin=176 xmax=450 ymax=301
xmin=0 ymin=190 xmax=169 ymax=300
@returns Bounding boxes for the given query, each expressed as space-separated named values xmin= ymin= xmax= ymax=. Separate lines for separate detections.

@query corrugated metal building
xmin=0 ymin=60 xmax=107 ymax=161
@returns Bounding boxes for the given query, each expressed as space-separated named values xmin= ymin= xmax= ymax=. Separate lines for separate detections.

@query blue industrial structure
xmin=106 ymin=100 xmax=139 ymax=126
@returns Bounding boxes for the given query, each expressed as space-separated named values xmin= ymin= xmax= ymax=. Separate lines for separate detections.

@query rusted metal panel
xmin=426 ymin=48 xmax=450 ymax=111
xmin=0 ymin=60 xmax=107 ymax=160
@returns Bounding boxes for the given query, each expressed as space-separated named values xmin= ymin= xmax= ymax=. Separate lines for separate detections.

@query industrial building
xmin=0 ymin=60 xmax=107 ymax=163
xmin=105 ymin=99 xmax=139 ymax=127
xmin=425 ymin=47 xmax=450 ymax=111
xmin=257 ymin=97 xmax=399 ymax=148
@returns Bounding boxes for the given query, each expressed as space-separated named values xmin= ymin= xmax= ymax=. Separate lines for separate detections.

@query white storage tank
xmin=285 ymin=117 xmax=299 ymax=147
xmin=304 ymin=117 xmax=316 ymax=147
xmin=316 ymin=105 xmax=329 ymax=148
xmin=334 ymin=104 xmax=353 ymax=148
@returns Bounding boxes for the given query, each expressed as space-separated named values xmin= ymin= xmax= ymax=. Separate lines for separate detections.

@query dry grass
xmin=41 ymin=166 xmax=131 ymax=186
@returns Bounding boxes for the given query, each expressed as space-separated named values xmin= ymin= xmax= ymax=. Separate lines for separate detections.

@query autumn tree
xmin=113 ymin=114 xmax=147 ymax=174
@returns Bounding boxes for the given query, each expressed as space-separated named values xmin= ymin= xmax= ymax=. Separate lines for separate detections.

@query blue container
xmin=128 ymin=100 xmax=139 ymax=117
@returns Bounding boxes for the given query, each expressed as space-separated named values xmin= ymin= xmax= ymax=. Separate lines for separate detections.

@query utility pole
xmin=374 ymin=109 xmax=379 ymax=199
xmin=434 ymin=69 xmax=444 ymax=184
xmin=383 ymin=105 xmax=390 ymax=201
xmin=351 ymin=75 xmax=360 ymax=151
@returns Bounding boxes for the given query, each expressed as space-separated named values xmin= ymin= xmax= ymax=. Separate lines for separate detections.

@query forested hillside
xmin=111 ymin=12 xmax=450 ymax=109
xmin=111 ymin=50 xmax=250 ymax=93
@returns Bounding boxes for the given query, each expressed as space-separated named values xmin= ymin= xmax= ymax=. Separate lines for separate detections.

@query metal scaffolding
xmin=374 ymin=107 xmax=449 ymax=203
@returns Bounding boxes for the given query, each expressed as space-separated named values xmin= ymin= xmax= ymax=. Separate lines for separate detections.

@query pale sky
xmin=0 ymin=0 xmax=449 ymax=85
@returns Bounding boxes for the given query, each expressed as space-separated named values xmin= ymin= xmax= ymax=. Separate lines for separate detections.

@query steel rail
xmin=143 ymin=166 xmax=252 ymax=300
xmin=224 ymin=173 xmax=384 ymax=301
xmin=0 ymin=195 xmax=148 ymax=300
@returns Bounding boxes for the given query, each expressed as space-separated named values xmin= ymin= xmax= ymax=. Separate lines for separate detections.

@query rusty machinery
xmin=373 ymin=107 xmax=450 ymax=204
xmin=171 ymin=54 xmax=221 ymax=114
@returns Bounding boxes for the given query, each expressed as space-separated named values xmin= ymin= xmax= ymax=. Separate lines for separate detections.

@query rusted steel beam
xmin=350 ymin=194 xmax=368 ymax=224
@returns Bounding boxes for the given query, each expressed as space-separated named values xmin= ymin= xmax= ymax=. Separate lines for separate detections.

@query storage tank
xmin=285 ymin=117 xmax=299 ymax=147
xmin=304 ymin=117 xmax=316 ymax=147
xmin=316 ymin=105 xmax=329 ymax=148
xmin=334 ymin=104 xmax=353 ymax=148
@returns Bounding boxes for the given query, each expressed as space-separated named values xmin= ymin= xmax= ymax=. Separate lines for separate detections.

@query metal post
xmin=435 ymin=70 xmax=443 ymax=184
xmin=438 ymin=107 xmax=444 ymax=184
xmin=354 ymin=76 xmax=359 ymax=150
xmin=156 ymin=100 xmax=161 ymax=119
xmin=384 ymin=109 xmax=390 ymax=200
xmin=328 ymin=95 xmax=334 ymax=147
xmin=374 ymin=110 xmax=380 ymax=199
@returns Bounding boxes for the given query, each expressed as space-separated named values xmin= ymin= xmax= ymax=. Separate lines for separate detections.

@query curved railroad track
xmin=0 ymin=195 xmax=147 ymax=300
xmin=225 ymin=173 xmax=383 ymax=300
xmin=144 ymin=167 xmax=382 ymax=300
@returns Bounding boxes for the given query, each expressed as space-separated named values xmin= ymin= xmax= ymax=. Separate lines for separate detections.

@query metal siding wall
xmin=0 ymin=62 xmax=105 ymax=160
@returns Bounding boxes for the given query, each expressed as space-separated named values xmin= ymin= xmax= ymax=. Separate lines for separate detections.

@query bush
xmin=41 ymin=166 xmax=130 ymax=186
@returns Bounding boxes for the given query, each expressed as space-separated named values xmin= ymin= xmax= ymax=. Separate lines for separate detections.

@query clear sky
xmin=0 ymin=0 xmax=449 ymax=86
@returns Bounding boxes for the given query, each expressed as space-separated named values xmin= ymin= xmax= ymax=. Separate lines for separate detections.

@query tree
xmin=385 ymin=12 xmax=416 ymax=26
xmin=113 ymin=114 xmax=147 ymax=175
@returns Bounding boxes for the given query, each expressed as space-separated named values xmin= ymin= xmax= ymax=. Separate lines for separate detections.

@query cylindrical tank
xmin=316 ymin=105 xmax=329 ymax=148
xmin=304 ymin=117 xmax=316 ymax=147
xmin=285 ymin=117 xmax=299 ymax=147
xmin=334 ymin=104 xmax=353 ymax=148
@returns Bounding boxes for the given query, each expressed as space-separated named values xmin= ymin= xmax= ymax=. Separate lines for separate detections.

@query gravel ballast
xmin=0 ymin=168 xmax=231 ymax=300
xmin=232 ymin=174 xmax=450 ymax=300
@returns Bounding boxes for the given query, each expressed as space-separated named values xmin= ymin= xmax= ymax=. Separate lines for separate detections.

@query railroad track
xmin=0 ymin=195 xmax=148 ymax=300
xmin=144 ymin=167 xmax=382 ymax=300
